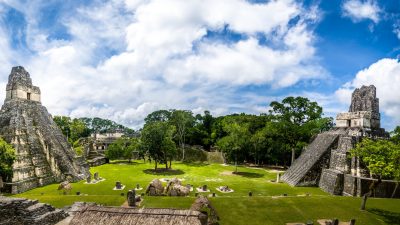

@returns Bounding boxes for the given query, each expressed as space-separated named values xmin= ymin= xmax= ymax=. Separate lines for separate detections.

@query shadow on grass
xmin=233 ymin=172 xmax=264 ymax=178
xmin=143 ymin=168 xmax=185 ymax=175
xmin=109 ymin=160 xmax=140 ymax=165
xmin=181 ymin=162 xmax=209 ymax=167
xmin=367 ymin=208 xmax=400 ymax=224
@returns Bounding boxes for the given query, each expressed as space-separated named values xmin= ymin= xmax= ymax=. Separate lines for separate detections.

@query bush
xmin=74 ymin=146 xmax=84 ymax=156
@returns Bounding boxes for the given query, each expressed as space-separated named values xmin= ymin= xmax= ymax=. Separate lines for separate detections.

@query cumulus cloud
xmin=0 ymin=0 xmax=326 ymax=129
xmin=342 ymin=0 xmax=381 ymax=23
xmin=335 ymin=58 xmax=400 ymax=128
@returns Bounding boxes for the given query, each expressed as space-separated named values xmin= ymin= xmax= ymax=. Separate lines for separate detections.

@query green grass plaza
xmin=11 ymin=161 xmax=400 ymax=225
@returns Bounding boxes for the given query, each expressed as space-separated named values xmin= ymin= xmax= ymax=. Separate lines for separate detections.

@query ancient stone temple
xmin=281 ymin=85 xmax=399 ymax=198
xmin=0 ymin=66 xmax=89 ymax=193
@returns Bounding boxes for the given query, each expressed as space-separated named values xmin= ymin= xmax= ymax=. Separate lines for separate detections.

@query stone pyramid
xmin=281 ymin=85 xmax=397 ymax=198
xmin=0 ymin=66 xmax=89 ymax=193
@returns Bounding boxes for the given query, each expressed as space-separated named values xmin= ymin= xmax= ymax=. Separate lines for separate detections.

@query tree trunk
xmin=235 ymin=153 xmax=238 ymax=173
xmin=155 ymin=161 xmax=157 ymax=170
xmin=291 ymin=148 xmax=295 ymax=165
xmin=181 ymin=143 xmax=185 ymax=161
xmin=391 ymin=182 xmax=399 ymax=198
xmin=169 ymin=159 xmax=172 ymax=169
xmin=361 ymin=178 xmax=382 ymax=210
xmin=360 ymin=193 xmax=370 ymax=210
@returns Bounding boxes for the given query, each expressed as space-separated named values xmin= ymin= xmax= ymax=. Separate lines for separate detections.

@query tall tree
xmin=170 ymin=110 xmax=194 ymax=161
xmin=269 ymin=96 xmax=327 ymax=165
xmin=217 ymin=119 xmax=250 ymax=172
xmin=144 ymin=110 xmax=172 ymax=123
xmin=141 ymin=121 xmax=176 ymax=170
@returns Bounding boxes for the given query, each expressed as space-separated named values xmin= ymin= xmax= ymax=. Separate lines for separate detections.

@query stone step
xmin=282 ymin=132 xmax=342 ymax=186
xmin=30 ymin=208 xmax=68 ymax=225
xmin=20 ymin=199 xmax=40 ymax=209
xmin=25 ymin=203 xmax=54 ymax=216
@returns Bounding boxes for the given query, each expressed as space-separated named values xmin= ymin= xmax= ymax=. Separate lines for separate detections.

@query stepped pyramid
xmin=281 ymin=85 xmax=397 ymax=197
xmin=0 ymin=66 xmax=89 ymax=194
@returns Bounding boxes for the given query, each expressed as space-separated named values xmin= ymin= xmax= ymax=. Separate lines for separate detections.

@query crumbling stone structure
xmin=0 ymin=196 xmax=68 ymax=224
xmin=282 ymin=85 xmax=399 ymax=198
xmin=0 ymin=66 xmax=89 ymax=194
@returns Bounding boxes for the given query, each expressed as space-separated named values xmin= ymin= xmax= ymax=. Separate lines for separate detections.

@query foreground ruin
xmin=282 ymin=85 xmax=399 ymax=198
xmin=0 ymin=66 xmax=89 ymax=193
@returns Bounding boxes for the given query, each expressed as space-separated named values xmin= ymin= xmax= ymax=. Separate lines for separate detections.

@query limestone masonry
xmin=0 ymin=66 xmax=89 ymax=194
xmin=281 ymin=85 xmax=399 ymax=198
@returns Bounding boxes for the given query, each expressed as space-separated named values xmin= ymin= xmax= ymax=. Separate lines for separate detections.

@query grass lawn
xmin=13 ymin=161 xmax=400 ymax=225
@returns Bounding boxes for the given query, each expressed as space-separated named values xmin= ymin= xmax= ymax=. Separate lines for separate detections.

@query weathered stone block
xmin=319 ymin=169 xmax=344 ymax=195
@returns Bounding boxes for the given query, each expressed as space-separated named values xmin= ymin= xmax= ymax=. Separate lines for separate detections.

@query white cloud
xmin=335 ymin=58 xmax=400 ymax=128
xmin=393 ymin=22 xmax=400 ymax=40
xmin=0 ymin=0 xmax=326 ymax=129
xmin=342 ymin=0 xmax=381 ymax=23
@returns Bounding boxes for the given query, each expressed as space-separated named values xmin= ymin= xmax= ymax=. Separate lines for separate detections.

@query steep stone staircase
xmin=0 ymin=196 xmax=67 ymax=225
xmin=281 ymin=129 xmax=346 ymax=186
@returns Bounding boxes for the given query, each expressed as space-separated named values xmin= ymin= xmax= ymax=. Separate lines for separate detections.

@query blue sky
xmin=0 ymin=0 xmax=399 ymax=130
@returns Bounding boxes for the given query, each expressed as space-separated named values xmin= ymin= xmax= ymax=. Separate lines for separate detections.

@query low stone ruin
xmin=135 ymin=183 xmax=143 ymax=191
xmin=113 ymin=181 xmax=125 ymax=190
xmin=0 ymin=196 xmax=68 ymax=224
xmin=145 ymin=179 xmax=164 ymax=196
xmin=216 ymin=186 xmax=234 ymax=193
xmin=57 ymin=181 xmax=72 ymax=194
xmin=127 ymin=189 xmax=142 ymax=207
xmin=190 ymin=195 xmax=219 ymax=225
xmin=145 ymin=178 xmax=191 ymax=196
xmin=86 ymin=173 xmax=92 ymax=184
xmin=165 ymin=178 xmax=190 ymax=196
xmin=85 ymin=172 xmax=104 ymax=184
xmin=196 ymin=184 xmax=210 ymax=193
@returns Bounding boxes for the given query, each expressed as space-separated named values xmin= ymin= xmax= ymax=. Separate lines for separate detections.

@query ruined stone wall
xmin=343 ymin=175 xmax=400 ymax=198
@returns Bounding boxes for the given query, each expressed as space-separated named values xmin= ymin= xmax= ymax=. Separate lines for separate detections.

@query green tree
xmin=70 ymin=118 xmax=90 ymax=142
xmin=0 ymin=137 xmax=16 ymax=182
xmin=269 ymin=96 xmax=327 ymax=165
xmin=141 ymin=121 xmax=176 ymax=170
xmin=53 ymin=116 xmax=71 ymax=140
xmin=170 ymin=110 xmax=194 ymax=161
xmin=217 ymin=119 xmax=250 ymax=173
xmin=144 ymin=110 xmax=172 ymax=123
xmin=350 ymin=138 xmax=400 ymax=209
xmin=391 ymin=126 xmax=400 ymax=144
xmin=105 ymin=137 xmax=140 ymax=162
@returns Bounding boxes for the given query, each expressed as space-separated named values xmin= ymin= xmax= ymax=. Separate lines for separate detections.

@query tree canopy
xmin=269 ymin=96 xmax=333 ymax=164
xmin=106 ymin=137 xmax=140 ymax=162
xmin=0 ymin=137 xmax=16 ymax=182
xmin=140 ymin=121 xmax=177 ymax=170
